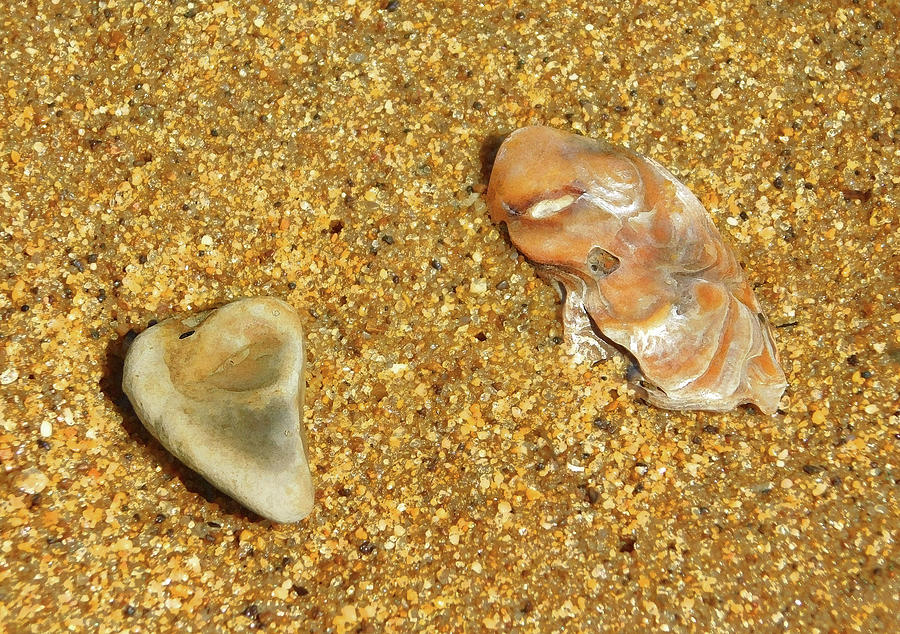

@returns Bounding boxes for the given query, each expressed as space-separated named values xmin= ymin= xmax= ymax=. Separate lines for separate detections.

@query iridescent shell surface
xmin=487 ymin=126 xmax=787 ymax=413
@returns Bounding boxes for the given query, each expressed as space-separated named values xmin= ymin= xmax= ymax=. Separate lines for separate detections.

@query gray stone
xmin=123 ymin=297 xmax=314 ymax=522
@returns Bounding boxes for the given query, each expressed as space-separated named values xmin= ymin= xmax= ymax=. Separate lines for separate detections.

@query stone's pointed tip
xmin=262 ymin=497 xmax=314 ymax=524
xmin=122 ymin=296 xmax=314 ymax=523
xmin=488 ymin=126 xmax=787 ymax=413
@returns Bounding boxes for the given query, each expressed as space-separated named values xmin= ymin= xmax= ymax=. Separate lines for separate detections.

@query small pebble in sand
xmin=15 ymin=467 xmax=49 ymax=495
xmin=0 ymin=368 xmax=18 ymax=385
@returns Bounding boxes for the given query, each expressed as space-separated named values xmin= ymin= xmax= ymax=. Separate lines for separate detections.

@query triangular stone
xmin=123 ymin=297 xmax=314 ymax=522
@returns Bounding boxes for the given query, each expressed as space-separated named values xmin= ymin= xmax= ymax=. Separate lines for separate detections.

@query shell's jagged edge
xmin=487 ymin=126 xmax=788 ymax=414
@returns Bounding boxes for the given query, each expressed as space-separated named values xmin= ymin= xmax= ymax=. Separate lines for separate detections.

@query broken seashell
xmin=123 ymin=297 xmax=314 ymax=522
xmin=487 ymin=126 xmax=787 ymax=413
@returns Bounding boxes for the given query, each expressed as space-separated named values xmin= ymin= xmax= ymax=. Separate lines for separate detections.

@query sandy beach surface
xmin=1 ymin=1 xmax=897 ymax=631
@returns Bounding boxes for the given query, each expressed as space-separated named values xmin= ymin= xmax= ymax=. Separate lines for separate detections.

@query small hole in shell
xmin=586 ymin=247 xmax=619 ymax=277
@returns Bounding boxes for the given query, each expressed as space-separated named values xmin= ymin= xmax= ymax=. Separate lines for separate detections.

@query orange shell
xmin=487 ymin=126 xmax=787 ymax=413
